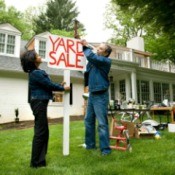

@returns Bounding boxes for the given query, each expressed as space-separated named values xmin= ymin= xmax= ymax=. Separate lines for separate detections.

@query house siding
xmin=1 ymin=23 xmax=175 ymax=124
xmin=0 ymin=71 xmax=84 ymax=124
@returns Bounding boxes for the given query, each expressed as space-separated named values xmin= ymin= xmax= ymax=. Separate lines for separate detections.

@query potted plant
xmin=15 ymin=108 xmax=19 ymax=123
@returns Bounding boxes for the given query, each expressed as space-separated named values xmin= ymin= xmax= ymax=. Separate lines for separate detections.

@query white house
xmin=0 ymin=23 xmax=175 ymax=124
xmin=0 ymin=23 xmax=85 ymax=124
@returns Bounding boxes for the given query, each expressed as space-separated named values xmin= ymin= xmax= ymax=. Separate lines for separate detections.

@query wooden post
xmin=63 ymin=70 xmax=70 ymax=155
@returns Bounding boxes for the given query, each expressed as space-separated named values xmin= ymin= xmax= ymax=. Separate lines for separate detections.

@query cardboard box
xmin=120 ymin=120 xmax=136 ymax=138
xmin=110 ymin=119 xmax=155 ymax=139
xmin=120 ymin=121 xmax=155 ymax=139
xmin=168 ymin=124 xmax=175 ymax=132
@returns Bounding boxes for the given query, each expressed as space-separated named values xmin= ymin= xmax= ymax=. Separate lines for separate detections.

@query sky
xmin=4 ymin=0 xmax=113 ymax=42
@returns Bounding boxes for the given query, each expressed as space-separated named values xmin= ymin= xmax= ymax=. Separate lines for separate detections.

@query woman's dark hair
xmin=20 ymin=50 xmax=37 ymax=73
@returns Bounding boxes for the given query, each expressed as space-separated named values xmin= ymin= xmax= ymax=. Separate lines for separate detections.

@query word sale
xmin=48 ymin=36 xmax=84 ymax=69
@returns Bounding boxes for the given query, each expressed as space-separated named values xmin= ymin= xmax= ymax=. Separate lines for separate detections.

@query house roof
xmin=0 ymin=55 xmax=83 ymax=78
xmin=0 ymin=23 xmax=21 ymax=35
xmin=25 ymin=31 xmax=51 ymax=48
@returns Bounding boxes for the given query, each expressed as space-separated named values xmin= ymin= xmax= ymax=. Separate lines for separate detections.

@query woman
xmin=20 ymin=50 xmax=70 ymax=168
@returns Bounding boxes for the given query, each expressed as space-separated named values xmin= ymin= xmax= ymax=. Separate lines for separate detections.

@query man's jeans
xmin=85 ymin=90 xmax=111 ymax=154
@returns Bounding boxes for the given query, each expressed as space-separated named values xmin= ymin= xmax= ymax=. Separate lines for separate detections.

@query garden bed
xmin=0 ymin=115 xmax=84 ymax=130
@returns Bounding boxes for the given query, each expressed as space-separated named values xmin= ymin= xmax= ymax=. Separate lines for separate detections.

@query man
xmin=81 ymin=40 xmax=112 ymax=155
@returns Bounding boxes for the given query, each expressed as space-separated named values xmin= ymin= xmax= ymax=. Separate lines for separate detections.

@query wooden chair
xmin=110 ymin=118 xmax=132 ymax=151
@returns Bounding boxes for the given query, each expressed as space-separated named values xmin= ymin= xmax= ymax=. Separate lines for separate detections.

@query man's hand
xmin=81 ymin=39 xmax=88 ymax=46
xmin=64 ymin=86 xmax=71 ymax=92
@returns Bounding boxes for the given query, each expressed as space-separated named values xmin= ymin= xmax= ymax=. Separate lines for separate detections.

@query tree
xmin=104 ymin=3 xmax=145 ymax=46
xmin=144 ymin=33 xmax=175 ymax=63
xmin=34 ymin=0 xmax=85 ymax=35
xmin=106 ymin=0 xmax=175 ymax=62
xmin=111 ymin=0 xmax=175 ymax=38
xmin=0 ymin=0 xmax=34 ymax=40
xmin=50 ymin=29 xmax=74 ymax=38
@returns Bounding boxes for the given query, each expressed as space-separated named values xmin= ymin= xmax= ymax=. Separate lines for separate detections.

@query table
xmin=108 ymin=108 xmax=150 ymax=122
xmin=150 ymin=106 xmax=175 ymax=123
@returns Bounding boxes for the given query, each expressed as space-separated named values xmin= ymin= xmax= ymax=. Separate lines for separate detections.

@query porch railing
xmin=113 ymin=51 xmax=175 ymax=73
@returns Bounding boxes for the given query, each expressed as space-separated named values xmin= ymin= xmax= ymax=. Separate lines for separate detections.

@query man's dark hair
xmin=20 ymin=50 xmax=37 ymax=73
xmin=104 ymin=43 xmax=112 ymax=57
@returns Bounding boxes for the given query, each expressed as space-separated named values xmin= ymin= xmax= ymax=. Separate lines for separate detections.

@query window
xmin=53 ymin=92 xmax=63 ymax=103
xmin=153 ymin=82 xmax=161 ymax=103
xmin=0 ymin=33 xmax=5 ymax=52
xmin=116 ymin=52 xmax=123 ymax=60
xmin=153 ymin=82 xmax=169 ymax=103
xmin=119 ymin=80 xmax=126 ymax=101
xmin=39 ymin=40 xmax=46 ymax=59
xmin=173 ymin=85 xmax=175 ymax=101
xmin=137 ymin=80 xmax=149 ymax=104
xmin=110 ymin=82 xmax=115 ymax=100
xmin=0 ymin=33 xmax=15 ymax=54
xmin=162 ymin=83 xmax=170 ymax=100
xmin=7 ymin=35 xmax=15 ymax=54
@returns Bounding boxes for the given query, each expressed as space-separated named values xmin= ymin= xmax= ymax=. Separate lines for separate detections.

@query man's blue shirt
xmin=83 ymin=47 xmax=111 ymax=93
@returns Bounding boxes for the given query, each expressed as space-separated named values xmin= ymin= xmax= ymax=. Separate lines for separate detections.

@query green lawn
xmin=0 ymin=120 xmax=175 ymax=175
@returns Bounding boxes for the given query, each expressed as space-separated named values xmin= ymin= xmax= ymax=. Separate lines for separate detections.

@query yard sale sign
xmin=47 ymin=35 xmax=86 ymax=71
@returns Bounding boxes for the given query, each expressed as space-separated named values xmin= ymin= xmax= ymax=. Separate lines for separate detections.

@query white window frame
xmin=34 ymin=38 xmax=47 ymax=61
xmin=0 ymin=33 xmax=16 ymax=55
xmin=39 ymin=40 xmax=46 ymax=59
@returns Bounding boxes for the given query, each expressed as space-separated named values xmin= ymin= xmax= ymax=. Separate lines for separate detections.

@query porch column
xmin=125 ymin=74 xmax=131 ymax=101
xmin=147 ymin=57 xmax=151 ymax=68
xmin=169 ymin=83 xmax=173 ymax=102
xmin=149 ymin=80 xmax=154 ymax=101
xmin=129 ymin=49 xmax=134 ymax=62
xmin=131 ymin=71 xmax=137 ymax=103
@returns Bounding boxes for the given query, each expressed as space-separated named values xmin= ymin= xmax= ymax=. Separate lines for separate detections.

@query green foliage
xmin=144 ymin=34 xmax=175 ymax=62
xmin=50 ymin=29 xmax=74 ymax=38
xmin=0 ymin=0 xmax=5 ymax=12
xmin=34 ymin=0 xmax=85 ymax=35
xmin=0 ymin=121 xmax=175 ymax=175
xmin=0 ymin=1 xmax=35 ymax=40
xmin=111 ymin=0 xmax=175 ymax=37
xmin=0 ymin=0 xmax=84 ymax=40
xmin=106 ymin=0 xmax=175 ymax=62
xmin=105 ymin=3 xmax=145 ymax=46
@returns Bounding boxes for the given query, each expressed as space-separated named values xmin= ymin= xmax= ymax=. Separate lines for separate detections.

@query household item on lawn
xmin=154 ymin=131 xmax=161 ymax=139
xmin=138 ymin=124 xmax=157 ymax=133
xmin=159 ymin=123 xmax=168 ymax=130
xmin=136 ymin=122 xmax=157 ymax=138
xmin=168 ymin=124 xmax=175 ymax=132
xmin=110 ymin=118 xmax=132 ymax=152
xmin=142 ymin=119 xmax=159 ymax=126
xmin=142 ymin=119 xmax=160 ymax=130
xmin=142 ymin=119 xmax=167 ymax=130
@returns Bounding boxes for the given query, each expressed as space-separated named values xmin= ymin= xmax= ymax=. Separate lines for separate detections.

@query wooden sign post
xmin=63 ymin=69 xmax=70 ymax=155
xmin=47 ymin=35 xmax=86 ymax=155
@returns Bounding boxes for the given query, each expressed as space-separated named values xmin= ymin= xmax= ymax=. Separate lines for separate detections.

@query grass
xmin=0 ymin=120 xmax=175 ymax=175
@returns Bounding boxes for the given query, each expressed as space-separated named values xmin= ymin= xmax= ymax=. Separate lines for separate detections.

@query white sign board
xmin=47 ymin=35 xmax=86 ymax=156
xmin=47 ymin=34 xmax=86 ymax=71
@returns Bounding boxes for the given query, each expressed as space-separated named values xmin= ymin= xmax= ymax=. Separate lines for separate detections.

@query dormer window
xmin=39 ymin=40 xmax=46 ymax=59
xmin=0 ymin=33 xmax=15 ymax=54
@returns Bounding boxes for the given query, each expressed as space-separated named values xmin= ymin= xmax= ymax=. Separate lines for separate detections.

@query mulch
xmin=0 ymin=115 xmax=84 ymax=131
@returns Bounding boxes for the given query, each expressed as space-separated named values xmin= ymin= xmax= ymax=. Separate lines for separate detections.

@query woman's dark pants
xmin=30 ymin=99 xmax=49 ymax=168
